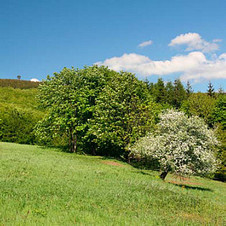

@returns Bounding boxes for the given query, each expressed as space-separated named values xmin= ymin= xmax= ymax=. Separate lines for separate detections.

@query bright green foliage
xmin=36 ymin=66 xmax=159 ymax=155
xmin=89 ymin=71 xmax=161 ymax=156
xmin=181 ymin=93 xmax=216 ymax=125
xmin=0 ymin=87 xmax=44 ymax=144
xmin=36 ymin=66 xmax=109 ymax=152
xmin=0 ymin=142 xmax=225 ymax=225
xmin=0 ymin=107 xmax=40 ymax=144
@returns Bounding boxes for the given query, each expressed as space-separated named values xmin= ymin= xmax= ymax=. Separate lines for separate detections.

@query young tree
xmin=130 ymin=110 xmax=218 ymax=180
xmin=207 ymin=81 xmax=215 ymax=97
xmin=185 ymin=81 xmax=193 ymax=97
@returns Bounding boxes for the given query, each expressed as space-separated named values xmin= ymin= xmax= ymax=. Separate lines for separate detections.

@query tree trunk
xmin=160 ymin=170 xmax=168 ymax=180
xmin=69 ymin=129 xmax=77 ymax=153
xmin=71 ymin=133 xmax=77 ymax=153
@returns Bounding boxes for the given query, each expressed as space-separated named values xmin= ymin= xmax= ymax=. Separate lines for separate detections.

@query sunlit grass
xmin=0 ymin=142 xmax=225 ymax=225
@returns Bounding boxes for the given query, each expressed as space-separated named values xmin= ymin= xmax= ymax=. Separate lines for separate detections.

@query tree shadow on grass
xmin=168 ymin=182 xmax=213 ymax=192
xmin=38 ymin=145 xmax=72 ymax=153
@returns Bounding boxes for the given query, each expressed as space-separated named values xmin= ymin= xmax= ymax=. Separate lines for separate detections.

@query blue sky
xmin=0 ymin=0 xmax=226 ymax=91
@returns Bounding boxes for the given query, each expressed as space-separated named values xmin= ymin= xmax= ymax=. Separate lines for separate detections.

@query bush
xmin=130 ymin=109 xmax=218 ymax=180
xmin=0 ymin=106 xmax=41 ymax=144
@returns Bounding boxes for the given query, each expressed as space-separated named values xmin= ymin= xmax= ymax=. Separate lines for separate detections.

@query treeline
xmin=0 ymin=66 xmax=225 ymax=180
xmin=0 ymin=79 xmax=40 ymax=89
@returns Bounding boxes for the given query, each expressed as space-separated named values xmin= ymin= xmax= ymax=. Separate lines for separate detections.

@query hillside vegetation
xmin=0 ymin=87 xmax=45 ymax=144
xmin=0 ymin=79 xmax=40 ymax=89
xmin=0 ymin=142 xmax=225 ymax=225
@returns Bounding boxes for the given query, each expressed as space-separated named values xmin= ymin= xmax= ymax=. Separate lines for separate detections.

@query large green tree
xmin=89 ymin=71 xmax=161 ymax=156
xmin=36 ymin=66 xmax=161 ymax=155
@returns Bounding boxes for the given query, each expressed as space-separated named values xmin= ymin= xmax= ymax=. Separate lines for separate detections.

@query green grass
xmin=0 ymin=87 xmax=40 ymax=112
xmin=0 ymin=142 xmax=225 ymax=225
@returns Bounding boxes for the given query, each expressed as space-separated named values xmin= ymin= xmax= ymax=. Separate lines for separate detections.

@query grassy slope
xmin=0 ymin=143 xmax=225 ymax=225
xmin=0 ymin=87 xmax=40 ymax=112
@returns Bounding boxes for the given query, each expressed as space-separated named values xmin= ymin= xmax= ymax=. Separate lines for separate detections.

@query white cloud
xmin=96 ymin=52 xmax=226 ymax=82
xmin=169 ymin=33 xmax=220 ymax=53
xmin=30 ymin=78 xmax=39 ymax=82
xmin=138 ymin=40 xmax=153 ymax=48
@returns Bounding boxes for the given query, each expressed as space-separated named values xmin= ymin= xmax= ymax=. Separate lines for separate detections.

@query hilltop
xmin=0 ymin=79 xmax=40 ymax=89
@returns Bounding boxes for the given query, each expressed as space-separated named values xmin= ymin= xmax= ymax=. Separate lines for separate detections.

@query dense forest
xmin=0 ymin=66 xmax=225 ymax=180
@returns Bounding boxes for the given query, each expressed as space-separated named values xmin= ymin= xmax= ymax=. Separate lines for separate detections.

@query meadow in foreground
xmin=0 ymin=142 xmax=225 ymax=225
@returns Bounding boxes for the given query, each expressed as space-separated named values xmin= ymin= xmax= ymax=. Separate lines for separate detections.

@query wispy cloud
xmin=138 ymin=40 xmax=153 ymax=48
xmin=169 ymin=33 xmax=220 ymax=53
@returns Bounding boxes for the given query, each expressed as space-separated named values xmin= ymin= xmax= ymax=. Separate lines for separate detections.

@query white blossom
xmin=130 ymin=109 xmax=218 ymax=176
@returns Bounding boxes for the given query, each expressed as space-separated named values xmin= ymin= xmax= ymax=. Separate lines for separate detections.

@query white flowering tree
xmin=130 ymin=109 xmax=218 ymax=180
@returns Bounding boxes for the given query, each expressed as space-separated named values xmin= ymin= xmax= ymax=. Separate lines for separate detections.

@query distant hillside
xmin=0 ymin=79 xmax=41 ymax=89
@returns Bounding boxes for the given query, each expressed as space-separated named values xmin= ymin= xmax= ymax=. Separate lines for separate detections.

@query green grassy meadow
xmin=0 ymin=142 xmax=225 ymax=225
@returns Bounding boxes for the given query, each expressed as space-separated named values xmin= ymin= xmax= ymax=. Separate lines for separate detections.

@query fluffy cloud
xmin=138 ymin=40 xmax=153 ymax=48
xmin=169 ymin=33 xmax=220 ymax=53
xmin=96 ymin=52 xmax=226 ymax=82
xmin=30 ymin=78 xmax=39 ymax=82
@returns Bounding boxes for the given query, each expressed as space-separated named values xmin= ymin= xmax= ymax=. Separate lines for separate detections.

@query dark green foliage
xmin=165 ymin=81 xmax=174 ymax=105
xmin=207 ymin=81 xmax=215 ymax=98
xmin=212 ymin=94 xmax=226 ymax=129
xmin=214 ymin=124 xmax=226 ymax=181
xmin=212 ymin=95 xmax=226 ymax=181
xmin=150 ymin=78 xmax=187 ymax=108
xmin=0 ymin=79 xmax=40 ymax=89
xmin=152 ymin=78 xmax=167 ymax=103
xmin=173 ymin=79 xmax=187 ymax=108
xmin=185 ymin=81 xmax=193 ymax=97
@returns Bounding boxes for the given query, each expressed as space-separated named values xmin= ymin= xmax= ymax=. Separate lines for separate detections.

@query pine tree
xmin=153 ymin=78 xmax=167 ymax=103
xmin=173 ymin=79 xmax=186 ymax=108
xmin=165 ymin=81 xmax=174 ymax=105
xmin=207 ymin=81 xmax=215 ymax=97
xmin=185 ymin=81 xmax=193 ymax=97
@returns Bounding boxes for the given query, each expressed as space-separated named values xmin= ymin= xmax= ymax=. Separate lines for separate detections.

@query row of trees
xmin=146 ymin=78 xmax=223 ymax=108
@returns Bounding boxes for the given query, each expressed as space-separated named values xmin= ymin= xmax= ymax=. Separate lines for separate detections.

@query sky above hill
xmin=1 ymin=0 xmax=226 ymax=92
